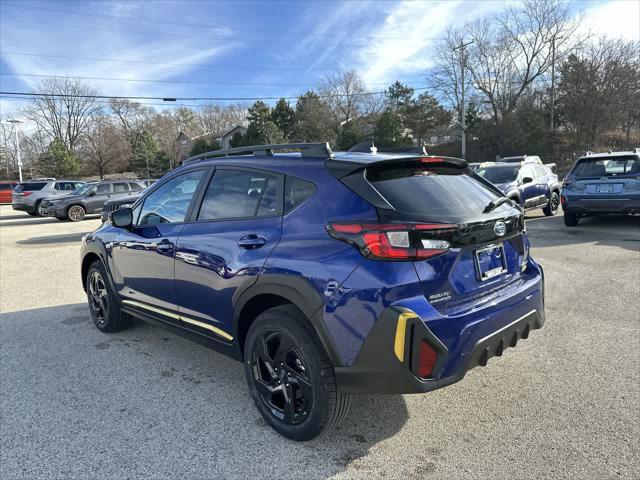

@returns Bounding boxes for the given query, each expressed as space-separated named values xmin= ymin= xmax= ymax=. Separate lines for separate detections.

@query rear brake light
xmin=419 ymin=157 xmax=445 ymax=164
xmin=418 ymin=340 xmax=438 ymax=378
xmin=327 ymin=223 xmax=455 ymax=261
xmin=16 ymin=191 xmax=32 ymax=196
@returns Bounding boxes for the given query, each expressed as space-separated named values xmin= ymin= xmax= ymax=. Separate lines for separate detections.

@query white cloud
xmin=354 ymin=0 xmax=508 ymax=85
xmin=582 ymin=0 xmax=640 ymax=40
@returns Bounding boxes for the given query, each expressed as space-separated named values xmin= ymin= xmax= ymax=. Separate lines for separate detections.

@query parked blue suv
xmin=476 ymin=160 xmax=561 ymax=216
xmin=80 ymin=143 xmax=545 ymax=440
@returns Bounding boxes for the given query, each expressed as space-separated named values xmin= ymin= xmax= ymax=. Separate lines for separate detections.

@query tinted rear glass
xmin=15 ymin=182 xmax=46 ymax=192
xmin=368 ymin=166 xmax=509 ymax=220
xmin=572 ymin=156 xmax=639 ymax=177
xmin=0 ymin=183 xmax=14 ymax=191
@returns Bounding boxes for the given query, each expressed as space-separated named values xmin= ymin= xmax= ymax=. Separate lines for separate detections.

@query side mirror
xmin=521 ymin=176 xmax=533 ymax=184
xmin=112 ymin=207 xmax=133 ymax=229
xmin=88 ymin=190 xmax=96 ymax=197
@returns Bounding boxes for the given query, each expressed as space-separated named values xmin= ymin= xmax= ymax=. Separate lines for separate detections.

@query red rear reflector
xmin=331 ymin=223 xmax=362 ymax=234
xmin=419 ymin=340 xmax=438 ymax=378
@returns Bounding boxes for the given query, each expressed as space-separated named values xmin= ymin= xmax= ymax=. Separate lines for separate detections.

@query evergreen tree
xmin=290 ymin=91 xmax=336 ymax=143
xmin=38 ymin=139 xmax=81 ymax=178
xmin=271 ymin=98 xmax=296 ymax=139
xmin=245 ymin=101 xmax=284 ymax=144
xmin=130 ymin=130 xmax=160 ymax=177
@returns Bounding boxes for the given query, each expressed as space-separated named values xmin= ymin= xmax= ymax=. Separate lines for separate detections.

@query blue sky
xmin=0 ymin=0 xmax=638 ymax=116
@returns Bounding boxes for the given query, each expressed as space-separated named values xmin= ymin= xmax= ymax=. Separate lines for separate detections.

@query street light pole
xmin=6 ymin=119 xmax=23 ymax=182
xmin=453 ymin=40 xmax=474 ymax=160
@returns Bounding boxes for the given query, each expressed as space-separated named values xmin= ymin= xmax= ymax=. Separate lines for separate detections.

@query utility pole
xmin=6 ymin=119 xmax=23 ymax=182
xmin=550 ymin=39 xmax=556 ymax=132
xmin=453 ymin=40 xmax=474 ymax=160
xmin=550 ymin=36 xmax=563 ymax=133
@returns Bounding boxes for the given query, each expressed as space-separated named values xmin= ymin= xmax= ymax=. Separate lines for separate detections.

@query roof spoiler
xmin=348 ymin=140 xmax=428 ymax=156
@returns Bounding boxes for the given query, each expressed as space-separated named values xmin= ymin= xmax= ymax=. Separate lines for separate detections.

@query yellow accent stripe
xmin=122 ymin=299 xmax=233 ymax=342
xmin=180 ymin=315 xmax=234 ymax=342
xmin=122 ymin=299 xmax=181 ymax=320
xmin=394 ymin=312 xmax=416 ymax=362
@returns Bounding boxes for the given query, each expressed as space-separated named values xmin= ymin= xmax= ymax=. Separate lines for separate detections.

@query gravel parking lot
xmin=1 ymin=204 xmax=638 ymax=480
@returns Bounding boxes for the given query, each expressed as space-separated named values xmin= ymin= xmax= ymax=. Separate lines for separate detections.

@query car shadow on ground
xmin=0 ymin=213 xmax=35 ymax=220
xmin=0 ymin=303 xmax=409 ymax=479
xmin=16 ymin=232 xmax=91 ymax=245
xmin=525 ymin=212 xmax=640 ymax=252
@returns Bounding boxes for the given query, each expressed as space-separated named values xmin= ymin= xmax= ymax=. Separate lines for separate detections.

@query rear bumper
xmin=11 ymin=202 xmax=34 ymax=213
xmin=562 ymin=194 xmax=640 ymax=215
xmin=335 ymin=278 xmax=545 ymax=395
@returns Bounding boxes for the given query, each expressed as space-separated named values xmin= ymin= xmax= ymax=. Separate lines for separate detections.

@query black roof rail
xmin=348 ymin=140 xmax=428 ymax=156
xmin=182 ymin=142 xmax=333 ymax=166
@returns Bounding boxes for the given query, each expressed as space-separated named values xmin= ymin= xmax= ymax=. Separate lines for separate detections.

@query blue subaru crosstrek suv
xmin=81 ymin=143 xmax=545 ymax=440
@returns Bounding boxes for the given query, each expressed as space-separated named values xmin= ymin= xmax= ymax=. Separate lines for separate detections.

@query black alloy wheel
xmin=244 ymin=305 xmax=351 ymax=441
xmin=251 ymin=330 xmax=313 ymax=425
xmin=85 ymin=261 xmax=131 ymax=332
xmin=543 ymin=192 xmax=559 ymax=216
xmin=88 ymin=270 xmax=109 ymax=328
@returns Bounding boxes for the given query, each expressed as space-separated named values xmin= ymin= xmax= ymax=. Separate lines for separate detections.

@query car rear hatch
xmin=327 ymin=155 xmax=528 ymax=316
xmin=566 ymin=155 xmax=640 ymax=197
xmin=12 ymin=182 xmax=47 ymax=202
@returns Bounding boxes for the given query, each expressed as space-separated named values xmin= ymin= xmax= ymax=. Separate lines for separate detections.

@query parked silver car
xmin=11 ymin=179 xmax=86 ymax=216
xmin=42 ymin=179 xmax=146 ymax=221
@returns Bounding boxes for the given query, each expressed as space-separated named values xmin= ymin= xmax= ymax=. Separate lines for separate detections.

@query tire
xmin=67 ymin=204 xmax=86 ymax=222
xmin=86 ymin=260 xmax=131 ymax=333
xmin=543 ymin=192 xmax=559 ymax=216
xmin=244 ymin=305 xmax=351 ymax=441
xmin=35 ymin=200 xmax=46 ymax=217
xmin=564 ymin=211 xmax=579 ymax=227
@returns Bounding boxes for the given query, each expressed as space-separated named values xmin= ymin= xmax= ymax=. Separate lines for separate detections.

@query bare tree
xmin=198 ymin=103 xmax=248 ymax=134
xmin=24 ymin=77 xmax=102 ymax=152
xmin=82 ymin=116 xmax=130 ymax=178
xmin=557 ymin=38 xmax=640 ymax=145
xmin=320 ymin=70 xmax=381 ymax=125
xmin=109 ymin=99 xmax=153 ymax=152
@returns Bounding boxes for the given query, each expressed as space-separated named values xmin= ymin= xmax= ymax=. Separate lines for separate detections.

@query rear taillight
xmin=418 ymin=340 xmax=438 ymax=378
xmin=16 ymin=191 xmax=32 ymax=196
xmin=327 ymin=222 xmax=455 ymax=260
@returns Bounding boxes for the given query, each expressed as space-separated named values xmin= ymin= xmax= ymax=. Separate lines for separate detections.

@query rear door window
xmin=15 ymin=182 xmax=46 ymax=192
xmin=367 ymin=165 xmax=510 ymax=221
xmin=113 ymin=182 xmax=129 ymax=193
xmin=197 ymin=169 xmax=282 ymax=221
xmin=55 ymin=182 xmax=77 ymax=191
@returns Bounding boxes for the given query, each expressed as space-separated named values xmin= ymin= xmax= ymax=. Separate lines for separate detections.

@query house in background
xmin=176 ymin=125 xmax=248 ymax=159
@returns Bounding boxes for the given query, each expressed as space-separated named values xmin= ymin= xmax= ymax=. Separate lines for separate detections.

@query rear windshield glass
xmin=15 ymin=182 xmax=46 ymax=192
xmin=477 ymin=166 xmax=519 ymax=184
xmin=0 ymin=183 xmax=14 ymax=191
xmin=368 ymin=166 xmax=510 ymax=220
xmin=572 ymin=156 xmax=639 ymax=177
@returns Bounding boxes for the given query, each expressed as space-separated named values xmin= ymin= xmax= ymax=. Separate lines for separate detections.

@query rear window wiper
xmin=483 ymin=197 xmax=513 ymax=213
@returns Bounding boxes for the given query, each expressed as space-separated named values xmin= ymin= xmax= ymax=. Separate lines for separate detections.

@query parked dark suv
xmin=81 ymin=143 xmax=545 ymax=440
xmin=43 ymin=180 xmax=146 ymax=221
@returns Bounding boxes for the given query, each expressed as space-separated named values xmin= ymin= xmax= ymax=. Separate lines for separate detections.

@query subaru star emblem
xmin=494 ymin=221 xmax=507 ymax=237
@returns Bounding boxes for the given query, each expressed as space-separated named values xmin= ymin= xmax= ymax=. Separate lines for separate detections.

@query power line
xmin=0 ymin=72 xmax=422 ymax=88
xmin=0 ymin=87 xmax=428 ymax=102
xmin=3 ymin=2 xmax=417 ymax=42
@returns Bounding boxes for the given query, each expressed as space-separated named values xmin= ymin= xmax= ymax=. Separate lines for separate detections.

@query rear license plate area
xmin=594 ymin=184 xmax=614 ymax=193
xmin=475 ymin=244 xmax=506 ymax=281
